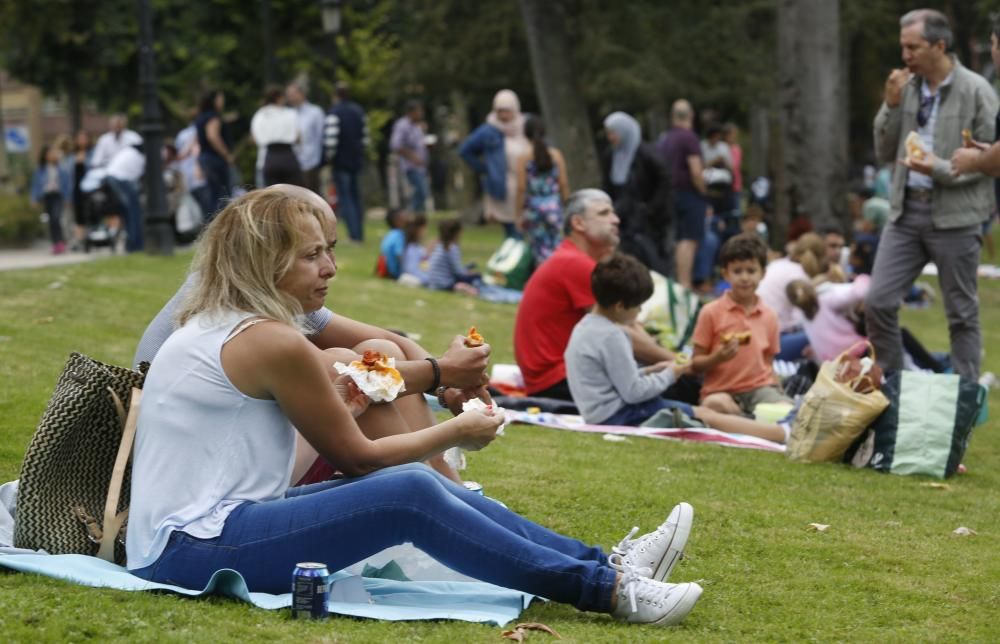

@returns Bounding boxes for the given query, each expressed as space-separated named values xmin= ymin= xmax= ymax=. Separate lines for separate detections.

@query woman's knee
xmin=354 ymin=338 xmax=405 ymax=360
xmin=322 ymin=347 xmax=357 ymax=381
xmin=323 ymin=347 xmax=356 ymax=363
xmin=375 ymin=465 xmax=453 ymax=504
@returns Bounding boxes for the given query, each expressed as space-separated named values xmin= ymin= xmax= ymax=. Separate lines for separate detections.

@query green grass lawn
xmin=1 ymin=219 xmax=998 ymax=642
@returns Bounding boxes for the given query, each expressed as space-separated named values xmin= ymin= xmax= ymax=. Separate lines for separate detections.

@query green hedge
xmin=0 ymin=192 xmax=42 ymax=247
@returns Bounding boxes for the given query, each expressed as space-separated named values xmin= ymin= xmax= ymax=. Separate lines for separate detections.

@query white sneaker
xmin=610 ymin=560 xmax=702 ymax=626
xmin=610 ymin=502 xmax=693 ymax=582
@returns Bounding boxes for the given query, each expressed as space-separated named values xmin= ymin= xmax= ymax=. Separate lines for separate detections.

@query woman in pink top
xmin=786 ymin=275 xmax=871 ymax=362
xmin=754 ymin=233 xmax=828 ymax=360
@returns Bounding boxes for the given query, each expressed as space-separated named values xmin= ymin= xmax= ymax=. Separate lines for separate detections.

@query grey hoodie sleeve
xmin=599 ymin=324 xmax=677 ymax=404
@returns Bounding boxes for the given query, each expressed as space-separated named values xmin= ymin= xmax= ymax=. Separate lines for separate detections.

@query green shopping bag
xmin=846 ymin=372 xmax=985 ymax=478
xmin=483 ymin=238 xmax=534 ymax=291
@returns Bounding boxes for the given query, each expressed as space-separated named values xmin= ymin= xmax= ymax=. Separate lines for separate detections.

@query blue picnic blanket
xmin=0 ymin=553 xmax=533 ymax=625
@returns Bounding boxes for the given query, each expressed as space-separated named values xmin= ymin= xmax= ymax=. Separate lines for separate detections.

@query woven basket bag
xmin=14 ymin=353 xmax=147 ymax=564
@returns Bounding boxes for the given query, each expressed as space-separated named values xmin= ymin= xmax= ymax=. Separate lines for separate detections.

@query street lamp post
xmin=260 ymin=0 xmax=275 ymax=87
xmin=136 ymin=0 xmax=174 ymax=255
xmin=319 ymin=0 xmax=342 ymax=82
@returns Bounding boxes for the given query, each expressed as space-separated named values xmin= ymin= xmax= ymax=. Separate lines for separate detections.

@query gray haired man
xmin=514 ymin=189 xmax=675 ymax=400
xmin=868 ymin=9 xmax=997 ymax=381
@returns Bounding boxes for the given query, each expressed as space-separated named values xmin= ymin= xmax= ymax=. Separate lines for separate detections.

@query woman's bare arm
xmin=206 ymin=117 xmax=233 ymax=164
xmin=223 ymin=322 xmax=501 ymax=476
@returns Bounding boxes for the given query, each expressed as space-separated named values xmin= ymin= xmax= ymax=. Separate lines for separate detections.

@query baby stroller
xmin=79 ymin=169 xmax=125 ymax=253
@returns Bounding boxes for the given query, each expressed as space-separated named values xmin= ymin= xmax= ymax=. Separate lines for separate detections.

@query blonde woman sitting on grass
xmin=126 ymin=187 xmax=704 ymax=627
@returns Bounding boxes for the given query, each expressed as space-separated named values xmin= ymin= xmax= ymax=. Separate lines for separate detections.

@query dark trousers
xmin=262 ymin=143 xmax=303 ymax=187
xmin=105 ymin=177 xmax=143 ymax=252
xmin=42 ymin=192 xmax=65 ymax=245
xmin=199 ymin=153 xmax=232 ymax=221
xmin=334 ymin=170 xmax=363 ymax=241
xmin=865 ymin=198 xmax=982 ymax=380
xmin=302 ymin=166 xmax=321 ymax=195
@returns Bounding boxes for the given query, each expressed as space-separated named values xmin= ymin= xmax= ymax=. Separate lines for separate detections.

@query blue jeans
xmin=601 ymin=397 xmax=694 ymax=426
xmin=405 ymin=168 xmax=428 ymax=213
xmin=131 ymin=463 xmax=615 ymax=611
xmin=334 ymin=170 xmax=363 ymax=242
xmin=199 ymin=153 xmax=232 ymax=221
xmin=693 ymin=216 xmax=720 ymax=283
xmin=105 ymin=177 xmax=143 ymax=252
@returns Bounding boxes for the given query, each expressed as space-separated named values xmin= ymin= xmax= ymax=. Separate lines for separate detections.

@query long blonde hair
xmin=790 ymin=232 xmax=828 ymax=278
xmin=177 ymin=189 xmax=332 ymax=329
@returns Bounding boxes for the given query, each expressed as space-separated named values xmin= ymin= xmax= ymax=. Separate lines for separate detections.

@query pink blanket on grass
xmin=505 ymin=410 xmax=786 ymax=453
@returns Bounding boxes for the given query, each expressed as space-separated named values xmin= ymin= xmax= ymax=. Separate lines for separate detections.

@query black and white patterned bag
xmin=14 ymin=353 xmax=147 ymax=564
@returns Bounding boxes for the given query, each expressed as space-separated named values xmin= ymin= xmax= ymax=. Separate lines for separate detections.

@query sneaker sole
xmin=652 ymin=582 xmax=703 ymax=626
xmin=653 ymin=502 xmax=694 ymax=583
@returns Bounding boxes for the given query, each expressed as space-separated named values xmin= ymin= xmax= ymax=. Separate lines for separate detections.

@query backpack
xmin=14 ymin=353 xmax=147 ymax=564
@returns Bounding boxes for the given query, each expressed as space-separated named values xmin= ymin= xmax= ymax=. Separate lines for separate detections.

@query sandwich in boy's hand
xmin=464 ymin=326 xmax=486 ymax=348
xmin=721 ymin=330 xmax=752 ymax=346
xmin=334 ymin=350 xmax=405 ymax=402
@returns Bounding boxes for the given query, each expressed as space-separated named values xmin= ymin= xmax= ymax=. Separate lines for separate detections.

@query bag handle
xmin=836 ymin=340 xmax=877 ymax=366
xmin=97 ymin=387 xmax=141 ymax=562
xmin=834 ymin=341 xmax=880 ymax=390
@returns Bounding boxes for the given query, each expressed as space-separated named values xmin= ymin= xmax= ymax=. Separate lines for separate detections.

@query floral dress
xmin=523 ymin=160 xmax=563 ymax=265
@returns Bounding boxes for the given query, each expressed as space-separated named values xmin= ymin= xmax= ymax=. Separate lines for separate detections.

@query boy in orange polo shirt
xmin=690 ymin=234 xmax=792 ymax=416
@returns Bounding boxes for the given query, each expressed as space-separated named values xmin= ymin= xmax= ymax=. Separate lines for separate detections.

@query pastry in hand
xmin=462 ymin=397 xmax=505 ymax=435
xmin=334 ymin=350 xmax=405 ymax=402
xmin=722 ymin=331 xmax=752 ymax=346
xmin=905 ymin=131 xmax=926 ymax=161
xmin=465 ymin=326 xmax=485 ymax=348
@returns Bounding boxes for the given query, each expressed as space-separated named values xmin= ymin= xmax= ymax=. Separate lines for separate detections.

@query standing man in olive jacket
xmin=867 ymin=8 xmax=997 ymax=381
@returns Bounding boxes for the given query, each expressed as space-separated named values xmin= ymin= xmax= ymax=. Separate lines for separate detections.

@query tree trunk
xmin=776 ymin=0 xmax=848 ymax=242
xmin=0 ymin=74 xmax=11 ymax=193
xmin=66 ymin=81 xmax=82 ymax=134
xmin=519 ymin=0 xmax=601 ymax=190
xmin=748 ymin=103 xmax=769 ymax=181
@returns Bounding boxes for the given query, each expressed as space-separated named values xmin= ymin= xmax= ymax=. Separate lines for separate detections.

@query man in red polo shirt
xmin=514 ymin=189 xmax=674 ymax=399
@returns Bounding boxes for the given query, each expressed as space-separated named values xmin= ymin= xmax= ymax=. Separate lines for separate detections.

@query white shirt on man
xmin=92 ymin=129 xmax=143 ymax=168
xmin=292 ymin=101 xmax=325 ymax=171
xmin=106 ymin=146 xmax=145 ymax=182
xmin=907 ymin=71 xmax=954 ymax=191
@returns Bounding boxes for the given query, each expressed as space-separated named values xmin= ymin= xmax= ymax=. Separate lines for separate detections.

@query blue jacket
xmin=459 ymin=123 xmax=506 ymax=200
xmin=31 ymin=163 xmax=73 ymax=203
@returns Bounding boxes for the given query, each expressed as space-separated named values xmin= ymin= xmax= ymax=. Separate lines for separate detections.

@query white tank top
xmin=126 ymin=311 xmax=296 ymax=570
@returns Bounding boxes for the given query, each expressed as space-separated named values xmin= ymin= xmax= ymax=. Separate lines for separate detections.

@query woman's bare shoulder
xmin=221 ymin=320 xmax=323 ymax=398
xmin=228 ymin=320 xmax=316 ymax=362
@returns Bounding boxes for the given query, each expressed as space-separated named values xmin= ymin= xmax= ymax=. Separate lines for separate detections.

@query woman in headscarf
xmin=602 ymin=112 xmax=672 ymax=274
xmin=459 ymin=90 xmax=530 ymax=238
